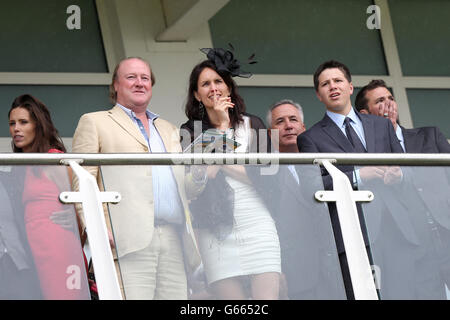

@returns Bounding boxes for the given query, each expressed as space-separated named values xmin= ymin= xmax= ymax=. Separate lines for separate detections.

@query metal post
xmin=60 ymin=160 xmax=123 ymax=300
xmin=315 ymin=159 xmax=378 ymax=300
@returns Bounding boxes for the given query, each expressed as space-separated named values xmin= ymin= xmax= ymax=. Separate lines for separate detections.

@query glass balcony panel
xmin=100 ymin=164 xmax=346 ymax=300
xmin=355 ymin=165 xmax=450 ymax=300
xmin=0 ymin=165 xmax=90 ymax=300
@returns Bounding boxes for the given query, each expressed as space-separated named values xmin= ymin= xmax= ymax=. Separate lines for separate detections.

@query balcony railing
xmin=0 ymin=153 xmax=449 ymax=300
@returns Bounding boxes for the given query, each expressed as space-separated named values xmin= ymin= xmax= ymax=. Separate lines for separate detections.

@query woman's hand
xmin=210 ymin=95 xmax=234 ymax=131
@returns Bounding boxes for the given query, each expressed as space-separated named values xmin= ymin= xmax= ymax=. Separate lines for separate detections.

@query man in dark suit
xmin=297 ymin=61 xmax=404 ymax=186
xmin=266 ymin=99 xmax=345 ymax=299
xmin=354 ymin=79 xmax=449 ymax=154
xmin=355 ymin=79 xmax=450 ymax=298
xmin=0 ymin=168 xmax=42 ymax=299
xmin=296 ymin=60 xmax=407 ymax=299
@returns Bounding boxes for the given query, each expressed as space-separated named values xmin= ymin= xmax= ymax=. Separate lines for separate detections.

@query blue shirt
xmin=274 ymin=150 xmax=300 ymax=184
xmin=118 ymin=104 xmax=183 ymax=225
xmin=326 ymin=108 xmax=367 ymax=149
xmin=396 ymin=126 xmax=406 ymax=152
xmin=326 ymin=108 xmax=366 ymax=186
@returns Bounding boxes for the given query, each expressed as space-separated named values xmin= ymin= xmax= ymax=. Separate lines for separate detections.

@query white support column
xmin=375 ymin=0 xmax=413 ymax=128
xmin=156 ymin=0 xmax=230 ymax=42
xmin=60 ymin=160 xmax=123 ymax=300
xmin=315 ymin=159 xmax=378 ymax=300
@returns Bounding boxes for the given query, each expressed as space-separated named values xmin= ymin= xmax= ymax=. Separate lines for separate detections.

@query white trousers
xmin=119 ymin=225 xmax=187 ymax=300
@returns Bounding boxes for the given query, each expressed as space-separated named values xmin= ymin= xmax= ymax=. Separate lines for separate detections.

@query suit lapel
xmin=402 ymin=127 xmax=422 ymax=153
xmin=360 ymin=114 xmax=375 ymax=152
xmin=284 ymin=166 xmax=312 ymax=207
xmin=154 ymin=119 xmax=181 ymax=153
xmin=320 ymin=115 xmax=354 ymax=152
xmin=282 ymin=166 xmax=302 ymax=197
xmin=109 ymin=105 xmax=148 ymax=147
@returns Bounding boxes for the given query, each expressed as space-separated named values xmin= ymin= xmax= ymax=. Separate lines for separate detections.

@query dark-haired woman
xmin=181 ymin=50 xmax=281 ymax=300
xmin=8 ymin=94 xmax=89 ymax=299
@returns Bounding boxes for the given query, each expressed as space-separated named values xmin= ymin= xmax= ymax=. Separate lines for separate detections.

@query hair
xmin=184 ymin=60 xmax=245 ymax=128
xmin=8 ymin=94 xmax=66 ymax=153
xmin=313 ymin=60 xmax=352 ymax=91
xmin=266 ymin=99 xmax=304 ymax=126
xmin=354 ymin=79 xmax=390 ymax=112
xmin=109 ymin=57 xmax=156 ymax=104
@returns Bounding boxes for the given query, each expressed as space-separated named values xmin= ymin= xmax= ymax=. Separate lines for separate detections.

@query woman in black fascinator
xmin=181 ymin=47 xmax=281 ymax=300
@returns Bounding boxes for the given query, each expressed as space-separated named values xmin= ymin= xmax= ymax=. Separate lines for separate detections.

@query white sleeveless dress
xmin=197 ymin=116 xmax=281 ymax=284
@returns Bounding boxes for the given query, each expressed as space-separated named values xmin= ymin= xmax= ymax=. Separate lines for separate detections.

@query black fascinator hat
xmin=200 ymin=44 xmax=257 ymax=78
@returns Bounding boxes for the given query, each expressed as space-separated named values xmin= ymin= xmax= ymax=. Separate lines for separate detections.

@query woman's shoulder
xmin=180 ymin=119 xmax=193 ymax=130
xmin=180 ymin=118 xmax=213 ymax=133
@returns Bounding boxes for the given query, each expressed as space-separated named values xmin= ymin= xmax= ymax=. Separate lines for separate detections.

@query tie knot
xmin=343 ymin=117 xmax=367 ymax=152
xmin=344 ymin=117 xmax=352 ymax=126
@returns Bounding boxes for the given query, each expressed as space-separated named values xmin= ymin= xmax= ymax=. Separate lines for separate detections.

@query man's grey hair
xmin=266 ymin=99 xmax=304 ymax=126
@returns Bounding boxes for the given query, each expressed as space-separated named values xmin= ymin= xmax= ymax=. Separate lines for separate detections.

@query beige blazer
xmin=72 ymin=105 xmax=200 ymax=272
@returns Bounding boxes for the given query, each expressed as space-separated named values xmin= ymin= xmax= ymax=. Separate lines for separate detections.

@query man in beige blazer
xmin=72 ymin=57 xmax=200 ymax=300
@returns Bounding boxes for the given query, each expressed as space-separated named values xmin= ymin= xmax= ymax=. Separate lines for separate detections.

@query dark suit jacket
xmin=0 ymin=168 xmax=42 ymax=299
xmin=269 ymin=165 xmax=344 ymax=298
xmin=270 ymin=166 xmax=320 ymax=296
xmin=0 ymin=169 xmax=32 ymax=268
xmin=296 ymin=111 xmax=406 ymax=252
xmin=297 ymin=112 xmax=403 ymax=186
xmin=402 ymin=126 xmax=450 ymax=154
xmin=401 ymin=126 xmax=450 ymax=230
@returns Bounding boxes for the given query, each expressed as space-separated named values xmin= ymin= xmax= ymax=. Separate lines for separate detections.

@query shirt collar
xmin=117 ymin=103 xmax=159 ymax=121
xmin=396 ymin=125 xmax=404 ymax=143
xmin=326 ymin=107 xmax=359 ymax=128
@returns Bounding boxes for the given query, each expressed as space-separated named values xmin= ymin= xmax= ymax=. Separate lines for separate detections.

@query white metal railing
xmin=315 ymin=160 xmax=377 ymax=300
xmin=59 ymin=161 xmax=122 ymax=300
xmin=0 ymin=152 xmax=449 ymax=166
